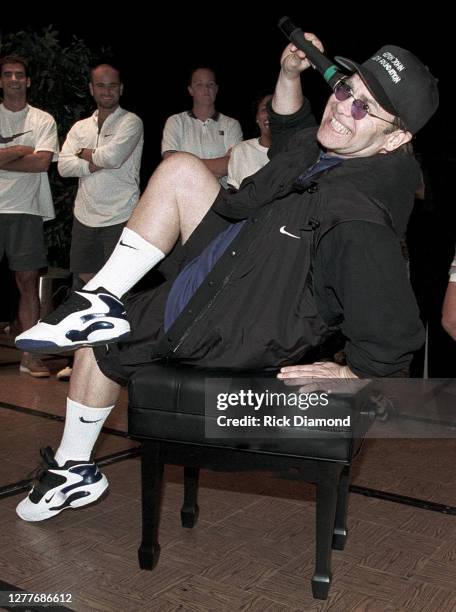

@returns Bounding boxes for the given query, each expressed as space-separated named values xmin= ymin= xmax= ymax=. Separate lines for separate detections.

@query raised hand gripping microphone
xmin=278 ymin=17 xmax=345 ymax=88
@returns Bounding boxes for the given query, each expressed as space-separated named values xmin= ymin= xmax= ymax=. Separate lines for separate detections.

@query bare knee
xmin=160 ymin=152 xmax=217 ymax=191
xmin=161 ymin=151 xmax=205 ymax=172
xmin=128 ymin=151 xmax=220 ymax=247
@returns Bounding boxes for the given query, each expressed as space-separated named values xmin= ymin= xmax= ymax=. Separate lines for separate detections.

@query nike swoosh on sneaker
xmin=45 ymin=493 xmax=55 ymax=503
xmin=79 ymin=417 xmax=104 ymax=423
xmin=119 ymin=239 xmax=138 ymax=249
xmin=279 ymin=226 xmax=301 ymax=240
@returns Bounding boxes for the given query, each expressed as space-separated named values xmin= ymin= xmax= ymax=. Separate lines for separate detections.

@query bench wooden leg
xmin=312 ymin=462 xmax=342 ymax=599
xmin=332 ymin=464 xmax=350 ymax=550
xmin=181 ymin=466 xmax=200 ymax=528
xmin=138 ymin=441 xmax=163 ymax=570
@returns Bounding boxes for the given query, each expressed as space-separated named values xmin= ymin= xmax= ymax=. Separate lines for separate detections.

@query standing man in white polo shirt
xmin=161 ymin=67 xmax=242 ymax=187
xmin=0 ymin=54 xmax=59 ymax=378
xmin=57 ymin=63 xmax=143 ymax=379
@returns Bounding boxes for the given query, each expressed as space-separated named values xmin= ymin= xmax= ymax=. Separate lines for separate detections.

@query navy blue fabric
xmin=294 ymin=153 xmax=343 ymax=188
xmin=164 ymin=221 xmax=245 ymax=331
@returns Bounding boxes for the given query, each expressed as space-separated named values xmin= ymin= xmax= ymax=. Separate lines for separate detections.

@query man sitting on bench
xmin=15 ymin=33 xmax=438 ymax=521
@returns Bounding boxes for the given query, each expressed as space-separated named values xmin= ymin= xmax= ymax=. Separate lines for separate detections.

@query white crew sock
xmin=54 ymin=398 xmax=114 ymax=466
xmin=83 ymin=227 xmax=165 ymax=298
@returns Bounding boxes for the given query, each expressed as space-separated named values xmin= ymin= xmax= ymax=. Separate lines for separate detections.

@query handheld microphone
xmin=278 ymin=17 xmax=345 ymax=88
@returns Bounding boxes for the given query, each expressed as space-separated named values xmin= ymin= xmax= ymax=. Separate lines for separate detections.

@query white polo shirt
xmin=0 ymin=103 xmax=59 ymax=221
xmin=161 ymin=110 xmax=242 ymax=186
xmin=58 ymin=106 xmax=143 ymax=227
xmin=227 ymin=137 xmax=269 ymax=190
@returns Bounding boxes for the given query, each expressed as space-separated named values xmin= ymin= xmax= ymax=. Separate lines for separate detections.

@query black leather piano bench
xmin=128 ymin=363 xmax=374 ymax=600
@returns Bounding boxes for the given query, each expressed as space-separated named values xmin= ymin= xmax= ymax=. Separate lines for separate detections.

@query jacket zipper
xmin=169 ymin=208 xmax=274 ymax=356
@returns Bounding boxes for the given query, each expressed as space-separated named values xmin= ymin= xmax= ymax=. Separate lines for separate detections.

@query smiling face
xmin=317 ymin=74 xmax=411 ymax=158
xmin=0 ymin=62 xmax=30 ymax=102
xmin=256 ymin=94 xmax=272 ymax=138
xmin=89 ymin=65 xmax=122 ymax=111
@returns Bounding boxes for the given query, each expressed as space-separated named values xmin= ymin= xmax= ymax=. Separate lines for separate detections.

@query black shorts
xmin=0 ymin=213 xmax=47 ymax=271
xmin=94 ymin=282 xmax=171 ymax=386
xmin=70 ymin=218 xmax=126 ymax=274
xmin=94 ymin=200 xmax=232 ymax=387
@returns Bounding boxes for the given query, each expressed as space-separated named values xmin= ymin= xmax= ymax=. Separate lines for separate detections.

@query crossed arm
xmin=0 ymin=146 xmax=53 ymax=172
xmin=74 ymin=148 xmax=102 ymax=173
xmin=59 ymin=116 xmax=143 ymax=177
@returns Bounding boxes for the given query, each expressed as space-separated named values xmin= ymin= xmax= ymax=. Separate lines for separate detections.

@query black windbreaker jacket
xmin=132 ymin=101 xmax=424 ymax=377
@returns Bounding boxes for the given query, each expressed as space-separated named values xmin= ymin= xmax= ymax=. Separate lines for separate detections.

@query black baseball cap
xmin=335 ymin=46 xmax=439 ymax=134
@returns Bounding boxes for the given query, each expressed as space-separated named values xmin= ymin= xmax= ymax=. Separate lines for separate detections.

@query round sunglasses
xmin=333 ymin=80 xmax=396 ymax=126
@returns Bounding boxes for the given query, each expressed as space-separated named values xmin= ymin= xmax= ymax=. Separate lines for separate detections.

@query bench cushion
xmin=128 ymin=364 xmax=374 ymax=463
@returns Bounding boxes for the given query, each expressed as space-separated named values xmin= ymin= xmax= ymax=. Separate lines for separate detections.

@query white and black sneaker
xmin=15 ymin=287 xmax=130 ymax=353
xmin=16 ymin=447 xmax=108 ymax=522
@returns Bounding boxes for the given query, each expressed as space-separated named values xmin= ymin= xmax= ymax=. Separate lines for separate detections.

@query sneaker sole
xmin=16 ymin=332 xmax=131 ymax=354
xmin=16 ymin=475 xmax=109 ymax=522
xmin=56 ymin=367 xmax=72 ymax=381
xmin=19 ymin=365 xmax=50 ymax=378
